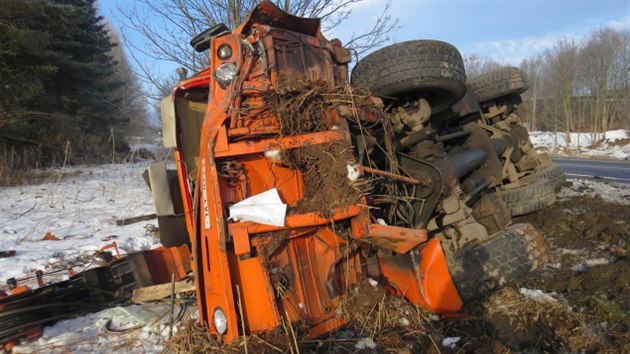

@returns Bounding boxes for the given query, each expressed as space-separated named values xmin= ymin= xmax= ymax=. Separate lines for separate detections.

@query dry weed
xmin=164 ymin=319 xmax=230 ymax=354
xmin=482 ymin=286 xmax=605 ymax=352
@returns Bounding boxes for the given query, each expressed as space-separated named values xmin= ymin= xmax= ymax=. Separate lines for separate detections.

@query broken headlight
xmin=214 ymin=62 xmax=237 ymax=88
xmin=213 ymin=307 xmax=227 ymax=335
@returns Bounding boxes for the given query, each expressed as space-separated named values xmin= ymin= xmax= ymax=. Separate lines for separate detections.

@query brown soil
xmin=412 ymin=195 xmax=629 ymax=353
xmin=508 ymin=195 xmax=630 ymax=351
xmin=264 ymin=79 xmax=377 ymax=217
xmin=611 ymin=137 xmax=630 ymax=146
xmin=288 ymin=140 xmax=362 ymax=216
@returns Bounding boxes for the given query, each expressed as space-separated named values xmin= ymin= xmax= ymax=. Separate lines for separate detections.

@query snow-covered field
xmin=0 ymin=163 xmax=168 ymax=353
xmin=530 ymin=129 xmax=630 ymax=160
xmin=1 ymin=130 xmax=629 ymax=352
xmin=12 ymin=303 xmax=174 ymax=353
xmin=0 ymin=163 xmax=161 ymax=284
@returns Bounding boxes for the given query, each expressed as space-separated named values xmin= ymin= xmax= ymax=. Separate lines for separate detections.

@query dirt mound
xmin=503 ymin=196 xmax=630 ymax=352
xmin=437 ymin=196 xmax=629 ymax=353
xmin=518 ymin=194 xmax=630 ymax=248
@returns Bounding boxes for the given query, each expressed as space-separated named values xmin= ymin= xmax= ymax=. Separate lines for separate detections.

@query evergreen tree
xmin=0 ymin=0 xmax=131 ymax=164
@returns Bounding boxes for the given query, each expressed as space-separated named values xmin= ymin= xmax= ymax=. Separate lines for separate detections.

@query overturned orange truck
xmin=154 ymin=2 xmax=549 ymax=343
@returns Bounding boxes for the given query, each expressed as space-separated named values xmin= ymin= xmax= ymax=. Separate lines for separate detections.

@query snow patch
xmin=347 ymin=164 xmax=361 ymax=181
xmin=519 ymin=288 xmax=558 ymax=303
xmin=13 ymin=303 xmax=174 ymax=353
xmin=355 ymin=337 xmax=377 ymax=349
xmin=559 ymin=179 xmax=630 ymax=205
xmin=442 ymin=336 xmax=461 ymax=349
xmin=398 ymin=317 xmax=410 ymax=326
xmin=0 ymin=162 xmax=161 ymax=288
xmin=530 ymin=129 xmax=630 ymax=160
xmin=572 ymin=257 xmax=611 ymax=271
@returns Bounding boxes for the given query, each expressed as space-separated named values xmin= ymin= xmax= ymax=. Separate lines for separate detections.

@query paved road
xmin=552 ymin=157 xmax=630 ymax=183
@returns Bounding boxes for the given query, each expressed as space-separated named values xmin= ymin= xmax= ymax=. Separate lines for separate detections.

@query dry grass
xmin=333 ymin=279 xmax=442 ymax=353
xmin=481 ymin=286 xmax=605 ymax=352
xmin=165 ymin=319 xmax=303 ymax=354
xmin=0 ymin=143 xmax=83 ymax=186
xmin=0 ymin=145 xmax=41 ymax=186
xmin=164 ymin=320 xmax=230 ymax=354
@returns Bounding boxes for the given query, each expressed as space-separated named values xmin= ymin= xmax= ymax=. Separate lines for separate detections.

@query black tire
xmin=467 ymin=67 xmax=528 ymax=104
xmin=520 ymin=163 xmax=566 ymax=192
xmin=351 ymin=40 xmax=466 ymax=113
xmin=499 ymin=178 xmax=556 ymax=216
xmin=448 ymin=223 xmax=549 ymax=301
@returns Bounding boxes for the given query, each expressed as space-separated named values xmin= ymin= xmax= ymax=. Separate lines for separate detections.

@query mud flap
xmin=378 ymin=238 xmax=463 ymax=313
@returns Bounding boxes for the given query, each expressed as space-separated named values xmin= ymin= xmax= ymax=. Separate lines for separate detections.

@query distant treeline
xmin=465 ymin=27 xmax=629 ymax=140
xmin=0 ymin=0 xmax=148 ymax=168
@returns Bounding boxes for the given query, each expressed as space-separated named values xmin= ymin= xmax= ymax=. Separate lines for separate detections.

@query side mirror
xmin=190 ymin=23 xmax=231 ymax=52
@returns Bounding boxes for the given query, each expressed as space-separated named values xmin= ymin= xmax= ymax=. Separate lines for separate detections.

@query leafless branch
xmin=116 ymin=0 xmax=398 ymax=99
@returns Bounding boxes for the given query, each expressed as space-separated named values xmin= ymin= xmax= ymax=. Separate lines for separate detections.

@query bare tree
xmin=543 ymin=39 xmax=578 ymax=148
xmin=117 ymin=0 xmax=398 ymax=97
xmin=577 ymin=28 xmax=630 ymax=139
xmin=462 ymin=54 xmax=504 ymax=78
xmin=513 ymin=27 xmax=629 ymax=140
xmin=519 ymin=55 xmax=544 ymax=131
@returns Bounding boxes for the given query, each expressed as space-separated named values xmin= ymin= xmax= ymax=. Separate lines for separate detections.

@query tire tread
xmin=467 ymin=67 xmax=528 ymax=103
xmin=351 ymin=40 xmax=467 ymax=106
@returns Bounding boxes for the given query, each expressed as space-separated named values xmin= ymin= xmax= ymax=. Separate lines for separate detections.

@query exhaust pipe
xmin=447 ymin=147 xmax=488 ymax=179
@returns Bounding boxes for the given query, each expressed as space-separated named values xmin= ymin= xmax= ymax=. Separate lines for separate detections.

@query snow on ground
xmin=518 ymin=288 xmax=558 ymax=303
xmin=1 ymin=152 xmax=629 ymax=353
xmin=530 ymin=129 xmax=630 ymax=160
xmin=13 ymin=303 xmax=174 ymax=354
xmin=0 ymin=162 xmax=161 ymax=285
xmin=0 ymin=162 xmax=172 ymax=353
xmin=558 ymin=178 xmax=630 ymax=205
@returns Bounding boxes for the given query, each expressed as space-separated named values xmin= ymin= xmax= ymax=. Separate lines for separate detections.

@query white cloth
xmin=228 ymin=188 xmax=287 ymax=227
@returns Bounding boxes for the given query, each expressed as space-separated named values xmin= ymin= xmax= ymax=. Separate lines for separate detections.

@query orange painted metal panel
xmin=215 ymin=130 xmax=350 ymax=158
xmin=378 ymin=238 xmax=462 ymax=313
xmin=227 ymin=254 xmax=281 ymax=332
xmin=365 ymin=224 xmax=427 ymax=254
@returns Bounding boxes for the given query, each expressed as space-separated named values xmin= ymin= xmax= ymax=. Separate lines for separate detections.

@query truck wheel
xmin=351 ymin=40 xmax=466 ymax=113
xmin=467 ymin=67 xmax=528 ymax=103
xmin=448 ymin=223 xmax=549 ymax=301
xmin=520 ymin=163 xmax=567 ymax=192
xmin=499 ymin=178 xmax=556 ymax=217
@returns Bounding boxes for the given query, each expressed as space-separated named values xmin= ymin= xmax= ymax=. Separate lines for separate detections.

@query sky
xmin=98 ymin=0 xmax=629 ymax=80
xmin=334 ymin=0 xmax=629 ymax=64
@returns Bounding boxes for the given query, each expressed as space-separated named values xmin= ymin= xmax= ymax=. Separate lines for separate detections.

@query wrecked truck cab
xmin=204 ymin=5 xmax=459 ymax=342
xmin=160 ymin=2 xmax=463 ymax=344
xmin=157 ymin=1 xmax=548 ymax=345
